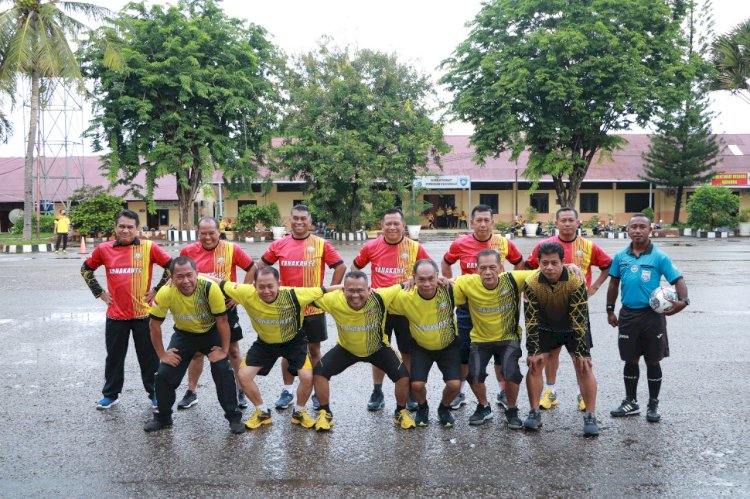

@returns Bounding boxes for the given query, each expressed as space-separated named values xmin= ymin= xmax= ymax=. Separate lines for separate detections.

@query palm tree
xmin=0 ymin=0 xmax=112 ymax=240
xmin=712 ymin=19 xmax=750 ymax=105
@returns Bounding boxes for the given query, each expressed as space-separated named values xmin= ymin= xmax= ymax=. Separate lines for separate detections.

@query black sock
xmin=319 ymin=404 xmax=332 ymax=415
xmin=418 ymin=402 xmax=428 ymax=410
xmin=438 ymin=403 xmax=450 ymax=412
xmin=624 ymin=362 xmax=639 ymax=402
xmin=647 ymin=363 xmax=662 ymax=401
xmin=396 ymin=405 xmax=405 ymax=412
xmin=373 ymin=383 xmax=383 ymax=394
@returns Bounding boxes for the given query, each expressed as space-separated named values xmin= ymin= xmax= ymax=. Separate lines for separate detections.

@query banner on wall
xmin=413 ymin=175 xmax=470 ymax=189
xmin=711 ymin=172 xmax=748 ymax=187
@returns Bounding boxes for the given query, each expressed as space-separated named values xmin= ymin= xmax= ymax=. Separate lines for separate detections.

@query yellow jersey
xmin=315 ymin=284 xmax=401 ymax=357
xmin=149 ymin=277 xmax=226 ymax=334
xmin=55 ymin=216 xmax=71 ymax=233
xmin=453 ymin=271 xmax=533 ymax=343
xmin=389 ymin=286 xmax=457 ymax=351
xmin=221 ymin=282 xmax=324 ymax=344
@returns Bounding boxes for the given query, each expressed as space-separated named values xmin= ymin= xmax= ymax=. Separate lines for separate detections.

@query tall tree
xmin=275 ymin=42 xmax=449 ymax=231
xmin=0 ymin=0 xmax=113 ymax=240
xmin=440 ymin=0 xmax=687 ymax=209
xmin=712 ymin=19 xmax=750 ymax=104
xmin=642 ymin=0 xmax=721 ymax=225
xmin=81 ymin=0 xmax=283 ymax=229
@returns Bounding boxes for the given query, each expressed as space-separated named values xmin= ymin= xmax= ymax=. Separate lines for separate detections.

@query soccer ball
xmin=649 ymin=286 xmax=678 ymax=314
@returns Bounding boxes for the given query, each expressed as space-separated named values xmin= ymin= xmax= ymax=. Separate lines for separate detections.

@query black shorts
xmin=313 ymin=344 xmax=409 ymax=382
xmin=301 ymin=313 xmax=328 ymax=344
xmin=228 ymin=307 xmax=243 ymax=342
xmin=617 ymin=307 xmax=669 ymax=363
xmin=468 ymin=341 xmax=523 ymax=385
xmin=385 ymin=313 xmax=414 ymax=355
xmin=244 ymin=335 xmax=310 ymax=376
xmin=526 ymin=327 xmax=591 ymax=358
xmin=410 ymin=338 xmax=461 ymax=383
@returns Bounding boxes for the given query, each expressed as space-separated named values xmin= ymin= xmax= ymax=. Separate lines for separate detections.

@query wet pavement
xmin=1 ymin=236 xmax=749 ymax=497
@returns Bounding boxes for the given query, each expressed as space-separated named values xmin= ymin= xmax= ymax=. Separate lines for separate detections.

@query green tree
xmin=712 ymin=19 xmax=750 ymax=104
xmin=67 ymin=185 xmax=125 ymax=236
xmin=641 ymin=0 xmax=721 ymax=225
xmin=0 ymin=0 xmax=114 ymax=241
xmin=440 ymin=0 xmax=687 ymax=209
xmin=275 ymin=42 xmax=449 ymax=231
xmin=81 ymin=0 xmax=283 ymax=229
xmin=686 ymin=185 xmax=739 ymax=230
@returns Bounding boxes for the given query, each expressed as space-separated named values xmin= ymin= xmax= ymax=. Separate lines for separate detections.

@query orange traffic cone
xmin=79 ymin=236 xmax=87 ymax=255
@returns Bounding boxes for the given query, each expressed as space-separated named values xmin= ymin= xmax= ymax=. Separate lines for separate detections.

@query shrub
xmin=236 ymin=204 xmax=280 ymax=231
xmin=68 ymin=188 xmax=126 ymax=236
xmin=686 ymin=186 xmax=739 ymax=230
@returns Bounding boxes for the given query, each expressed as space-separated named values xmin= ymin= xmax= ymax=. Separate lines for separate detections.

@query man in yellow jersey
xmin=217 ymin=267 xmax=329 ymax=430
xmin=311 ymin=270 xmax=415 ymax=431
xmin=53 ymin=209 xmax=71 ymax=254
xmin=389 ymin=259 xmax=460 ymax=428
xmin=442 ymin=204 xmax=525 ymax=411
xmin=453 ymin=249 xmax=531 ymax=429
xmin=178 ymin=217 xmax=256 ymax=411
xmin=145 ymin=256 xmax=244 ymax=434
xmin=258 ymin=204 xmax=345 ymax=412
xmin=351 ymin=208 xmax=429 ymax=412
xmin=523 ymin=242 xmax=599 ymax=436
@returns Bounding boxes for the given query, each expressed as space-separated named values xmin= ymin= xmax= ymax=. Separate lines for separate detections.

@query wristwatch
xmin=679 ymin=297 xmax=690 ymax=305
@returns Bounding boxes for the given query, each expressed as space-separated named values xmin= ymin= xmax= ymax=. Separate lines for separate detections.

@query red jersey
xmin=443 ymin=233 xmax=523 ymax=275
xmin=353 ymin=236 xmax=430 ymax=288
xmin=525 ymin=235 xmax=612 ymax=287
xmin=180 ymin=241 xmax=254 ymax=282
xmin=84 ymin=239 xmax=171 ymax=320
xmin=261 ymin=234 xmax=343 ymax=315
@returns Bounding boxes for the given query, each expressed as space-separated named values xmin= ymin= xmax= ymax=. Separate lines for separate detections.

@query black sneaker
xmin=610 ymin=399 xmax=640 ymax=417
xmin=406 ymin=394 xmax=419 ymax=412
xmin=415 ymin=403 xmax=429 ymax=427
xmin=583 ymin=412 xmax=600 ymax=436
xmin=505 ymin=407 xmax=523 ymax=430
xmin=468 ymin=404 xmax=492 ymax=426
xmin=237 ymin=390 xmax=249 ymax=410
xmin=496 ymin=390 xmax=509 ymax=411
xmin=367 ymin=390 xmax=385 ymax=411
xmin=523 ymin=409 xmax=542 ymax=431
xmin=229 ymin=420 xmax=246 ymax=434
xmin=144 ymin=416 xmax=173 ymax=432
xmin=646 ymin=399 xmax=661 ymax=423
xmin=177 ymin=389 xmax=198 ymax=410
xmin=437 ymin=406 xmax=455 ymax=428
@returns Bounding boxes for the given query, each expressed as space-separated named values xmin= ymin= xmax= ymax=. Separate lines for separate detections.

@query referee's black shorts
xmin=617 ymin=307 xmax=669 ymax=362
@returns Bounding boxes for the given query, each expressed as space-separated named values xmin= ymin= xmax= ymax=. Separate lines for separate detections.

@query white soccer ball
xmin=649 ymin=286 xmax=678 ymax=314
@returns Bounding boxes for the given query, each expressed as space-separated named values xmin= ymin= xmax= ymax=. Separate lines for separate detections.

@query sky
xmin=1 ymin=0 xmax=749 ymax=157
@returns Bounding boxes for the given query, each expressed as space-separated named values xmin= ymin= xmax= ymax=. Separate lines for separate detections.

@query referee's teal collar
xmin=625 ymin=241 xmax=653 ymax=255
xmin=113 ymin=237 xmax=141 ymax=247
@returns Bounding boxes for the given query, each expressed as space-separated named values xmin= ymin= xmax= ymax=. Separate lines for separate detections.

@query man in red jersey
xmin=442 ymin=204 xmax=524 ymax=411
xmin=177 ymin=217 xmax=256 ymax=411
xmin=258 ymin=204 xmax=345 ymax=411
xmin=525 ymin=207 xmax=612 ymax=412
xmin=352 ymin=208 xmax=430 ymax=411
xmin=81 ymin=209 xmax=172 ymax=411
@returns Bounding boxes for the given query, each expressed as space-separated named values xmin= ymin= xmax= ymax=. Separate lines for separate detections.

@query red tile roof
xmin=3 ymin=134 xmax=749 ymax=202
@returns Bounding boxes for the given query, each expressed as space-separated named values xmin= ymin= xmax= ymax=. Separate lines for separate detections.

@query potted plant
xmin=493 ymin=220 xmax=513 ymax=238
xmin=738 ymin=209 xmax=750 ymax=237
xmin=266 ymin=202 xmax=286 ymax=240
xmin=524 ymin=205 xmax=539 ymax=237
xmin=401 ymin=191 xmax=431 ymax=240
xmin=236 ymin=204 xmax=269 ymax=242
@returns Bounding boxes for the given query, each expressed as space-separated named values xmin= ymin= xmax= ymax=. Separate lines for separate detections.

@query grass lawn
xmin=0 ymin=232 xmax=55 ymax=245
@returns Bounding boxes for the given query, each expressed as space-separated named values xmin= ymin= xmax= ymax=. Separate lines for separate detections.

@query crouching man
xmin=145 ymin=256 xmax=244 ymax=434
